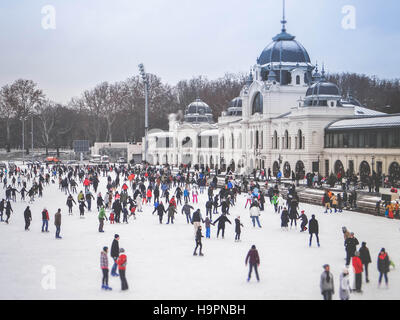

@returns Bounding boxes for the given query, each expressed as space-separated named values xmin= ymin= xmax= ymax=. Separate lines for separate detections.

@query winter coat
xmin=245 ymin=249 xmax=260 ymax=265
xmin=213 ymin=214 xmax=231 ymax=228
xmin=359 ymin=245 xmax=372 ymax=265
xmin=345 ymin=237 xmax=359 ymax=254
xmin=182 ymin=204 xmax=194 ymax=215
xmin=192 ymin=210 xmax=203 ymax=223
xmin=111 ymin=239 xmax=119 ymax=259
xmin=320 ymin=271 xmax=334 ymax=294
xmin=100 ymin=251 xmax=108 ymax=269
xmin=195 ymin=228 xmax=203 ymax=242
xmin=250 ymin=205 xmax=260 ymax=217
xmin=167 ymin=206 xmax=177 ymax=218
xmin=98 ymin=207 xmax=106 ymax=220
xmin=24 ymin=207 xmax=31 ymax=220
xmin=156 ymin=203 xmax=166 ymax=216
xmin=117 ymin=254 xmax=127 ymax=270
xmin=281 ymin=210 xmax=289 ymax=226
xmin=54 ymin=212 xmax=61 ymax=226
xmin=339 ymin=273 xmax=350 ymax=300
xmin=235 ymin=218 xmax=243 ymax=233
xmin=308 ymin=217 xmax=319 ymax=234
xmin=352 ymin=256 xmax=363 ymax=274
xmin=377 ymin=252 xmax=390 ymax=273
xmin=42 ymin=209 xmax=49 ymax=221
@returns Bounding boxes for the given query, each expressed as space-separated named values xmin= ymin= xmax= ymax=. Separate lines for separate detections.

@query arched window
xmin=220 ymin=136 xmax=225 ymax=149
xmin=285 ymin=130 xmax=289 ymax=149
xmin=255 ymin=131 xmax=259 ymax=149
xmin=334 ymin=160 xmax=345 ymax=176
xmin=296 ymin=75 xmax=300 ymax=85
xmin=283 ymin=162 xmax=291 ymax=178
xmin=295 ymin=161 xmax=305 ymax=179
xmin=359 ymin=161 xmax=371 ymax=181
xmin=231 ymin=133 xmax=234 ymax=149
xmin=252 ymin=92 xmax=263 ymax=114
xmin=273 ymin=131 xmax=278 ymax=149
xmin=298 ymin=130 xmax=303 ymax=149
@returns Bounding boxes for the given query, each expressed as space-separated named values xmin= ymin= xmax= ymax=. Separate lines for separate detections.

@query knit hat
xmin=103 ymin=246 xmax=108 ymax=251
xmin=119 ymin=248 xmax=125 ymax=253
xmin=114 ymin=234 xmax=120 ymax=239
xmin=301 ymin=210 xmax=305 ymax=214
xmin=323 ymin=264 xmax=329 ymax=269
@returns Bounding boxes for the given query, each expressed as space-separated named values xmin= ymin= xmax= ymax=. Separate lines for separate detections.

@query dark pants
xmin=322 ymin=290 xmax=333 ymax=300
xmin=25 ymin=219 xmax=30 ymax=230
xmin=119 ymin=269 xmax=128 ymax=290
xmin=217 ymin=227 xmax=225 ymax=238
xmin=345 ymin=251 xmax=354 ymax=266
xmin=99 ymin=218 xmax=104 ymax=232
xmin=290 ymin=218 xmax=297 ymax=226
xmin=235 ymin=232 xmax=241 ymax=240
xmin=55 ymin=226 xmax=61 ymax=238
xmin=185 ymin=214 xmax=191 ymax=224
xmin=248 ymin=263 xmax=259 ymax=281
xmin=194 ymin=240 xmax=202 ymax=254
xmin=68 ymin=206 xmax=72 ymax=214
xmin=379 ymin=272 xmax=388 ymax=284
xmin=167 ymin=216 xmax=174 ymax=224
xmin=354 ymin=273 xmax=362 ymax=291
xmin=364 ymin=263 xmax=369 ymax=281
xmin=111 ymin=258 xmax=118 ymax=276
xmin=206 ymin=208 xmax=212 ymax=218
xmin=159 ymin=215 xmax=163 ymax=224
xmin=42 ymin=220 xmax=48 ymax=232
xmin=309 ymin=233 xmax=320 ymax=246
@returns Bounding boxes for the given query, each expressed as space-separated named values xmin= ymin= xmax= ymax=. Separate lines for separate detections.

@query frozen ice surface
xmin=0 ymin=170 xmax=399 ymax=300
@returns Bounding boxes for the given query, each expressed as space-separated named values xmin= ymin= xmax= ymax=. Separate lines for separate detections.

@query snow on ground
xmin=0 ymin=169 xmax=399 ymax=300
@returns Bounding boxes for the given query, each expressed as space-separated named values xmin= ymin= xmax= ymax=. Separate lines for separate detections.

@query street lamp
xmin=138 ymin=63 xmax=149 ymax=164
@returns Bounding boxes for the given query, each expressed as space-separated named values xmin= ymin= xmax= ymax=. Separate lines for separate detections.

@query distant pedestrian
xmin=245 ymin=245 xmax=260 ymax=282
xmin=308 ymin=214 xmax=320 ymax=247
xmin=339 ymin=267 xmax=351 ymax=300
xmin=100 ymin=247 xmax=112 ymax=291
xmin=24 ymin=206 xmax=32 ymax=230
xmin=54 ymin=208 xmax=62 ymax=239
xmin=352 ymin=251 xmax=363 ymax=293
xmin=110 ymin=234 xmax=120 ymax=277
xmin=193 ymin=225 xmax=204 ymax=256
xmin=41 ymin=207 xmax=49 ymax=232
xmin=359 ymin=242 xmax=371 ymax=283
xmin=320 ymin=264 xmax=334 ymax=300
xmin=117 ymin=248 xmax=128 ymax=291
xmin=377 ymin=248 xmax=390 ymax=288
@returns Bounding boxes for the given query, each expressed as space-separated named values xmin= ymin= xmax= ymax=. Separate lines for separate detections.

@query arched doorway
xmin=228 ymin=159 xmax=235 ymax=172
xmin=334 ymin=160 xmax=345 ymax=176
xmin=295 ymin=161 xmax=305 ymax=179
xmin=273 ymin=161 xmax=280 ymax=177
xmin=283 ymin=162 xmax=291 ymax=178
xmin=359 ymin=161 xmax=371 ymax=181
xmin=389 ymin=162 xmax=400 ymax=180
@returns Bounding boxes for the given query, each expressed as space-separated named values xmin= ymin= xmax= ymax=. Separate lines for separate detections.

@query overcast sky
xmin=0 ymin=0 xmax=399 ymax=103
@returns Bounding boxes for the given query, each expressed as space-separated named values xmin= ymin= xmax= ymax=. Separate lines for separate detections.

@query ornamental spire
xmin=281 ymin=0 xmax=287 ymax=32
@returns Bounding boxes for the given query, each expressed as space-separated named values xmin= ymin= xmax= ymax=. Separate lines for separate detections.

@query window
xmin=296 ymin=75 xmax=300 ymax=85
xmin=284 ymin=130 xmax=289 ymax=149
xmin=298 ymin=130 xmax=303 ymax=149
xmin=252 ymin=92 xmax=263 ymax=114
xmin=273 ymin=131 xmax=278 ymax=149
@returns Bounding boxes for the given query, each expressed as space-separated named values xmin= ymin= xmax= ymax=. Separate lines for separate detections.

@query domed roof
xmin=184 ymin=98 xmax=213 ymax=123
xmin=258 ymin=31 xmax=311 ymax=66
xmin=306 ymin=81 xmax=341 ymax=97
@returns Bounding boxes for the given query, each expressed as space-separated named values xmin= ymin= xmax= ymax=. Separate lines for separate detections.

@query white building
xmin=147 ymin=11 xmax=400 ymax=183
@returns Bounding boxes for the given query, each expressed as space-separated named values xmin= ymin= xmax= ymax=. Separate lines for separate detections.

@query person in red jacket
xmin=117 ymin=248 xmax=129 ymax=291
xmin=245 ymin=245 xmax=260 ymax=282
xmin=146 ymin=188 xmax=152 ymax=204
xmin=352 ymin=251 xmax=363 ymax=293
xmin=169 ymin=196 xmax=177 ymax=208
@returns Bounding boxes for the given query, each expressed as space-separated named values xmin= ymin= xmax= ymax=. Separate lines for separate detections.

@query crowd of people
xmin=0 ymin=161 xmax=395 ymax=298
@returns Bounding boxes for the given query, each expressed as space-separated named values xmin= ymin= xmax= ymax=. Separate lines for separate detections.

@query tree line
xmin=0 ymin=72 xmax=398 ymax=153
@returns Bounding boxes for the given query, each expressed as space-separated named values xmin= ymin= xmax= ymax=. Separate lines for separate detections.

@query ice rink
xmin=0 ymin=170 xmax=399 ymax=300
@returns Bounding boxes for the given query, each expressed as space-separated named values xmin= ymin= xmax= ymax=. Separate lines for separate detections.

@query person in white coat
xmin=249 ymin=200 xmax=262 ymax=228
xmin=339 ymin=267 xmax=351 ymax=300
